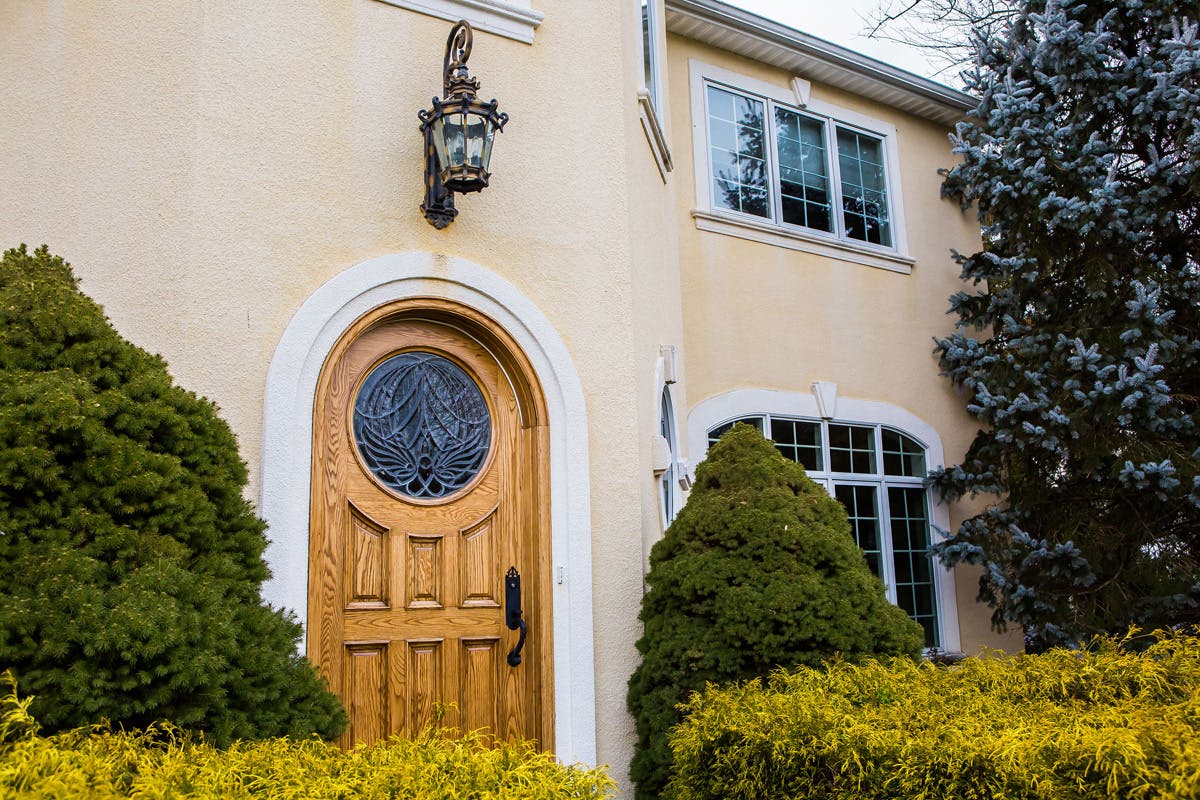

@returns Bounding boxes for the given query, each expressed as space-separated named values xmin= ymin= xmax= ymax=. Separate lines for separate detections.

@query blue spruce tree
xmin=933 ymin=0 xmax=1200 ymax=649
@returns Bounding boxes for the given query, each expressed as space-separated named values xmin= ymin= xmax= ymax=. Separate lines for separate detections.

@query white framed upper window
xmin=638 ymin=0 xmax=672 ymax=179
xmin=688 ymin=61 xmax=912 ymax=272
xmin=689 ymin=390 xmax=960 ymax=654
xmin=640 ymin=0 xmax=662 ymax=112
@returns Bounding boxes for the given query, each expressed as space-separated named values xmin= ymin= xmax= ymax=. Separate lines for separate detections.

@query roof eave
xmin=664 ymin=0 xmax=975 ymax=126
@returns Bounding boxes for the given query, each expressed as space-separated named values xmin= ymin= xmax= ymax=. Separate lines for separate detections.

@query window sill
xmin=691 ymin=209 xmax=916 ymax=274
xmin=372 ymin=0 xmax=543 ymax=44
xmin=638 ymin=90 xmax=673 ymax=182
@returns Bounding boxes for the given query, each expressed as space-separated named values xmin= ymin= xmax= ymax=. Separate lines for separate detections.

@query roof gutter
xmin=664 ymin=0 xmax=976 ymax=126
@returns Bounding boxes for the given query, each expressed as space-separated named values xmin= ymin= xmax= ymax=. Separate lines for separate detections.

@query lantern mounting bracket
xmin=418 ymin=20 xmax=509 ymax=229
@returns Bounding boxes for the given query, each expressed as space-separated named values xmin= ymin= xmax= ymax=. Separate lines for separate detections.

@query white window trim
xmin=688 ymin=59 xmax=913 ymax=274
xmin=640 ymin=0 xmax=664 ymax=113
xmin=688 ymin=388 xmax=961 ymax=654
xmin=638 ymin=1 xmax=672 ymax=180
xmin=373 ymin=0 xmax=543 ymax=44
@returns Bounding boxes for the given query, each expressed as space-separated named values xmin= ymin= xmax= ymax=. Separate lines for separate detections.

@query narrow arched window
xmin=660 ymin=386 xmax=678 ymax=526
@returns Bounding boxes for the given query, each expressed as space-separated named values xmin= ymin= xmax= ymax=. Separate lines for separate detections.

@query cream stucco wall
xmin=0 ymin=2 xmax=641 ymax=499
xmin=0 ymin=0 xmax=656 ymax=786
xmin=664 ymin=35 xmax=1022 ymax=655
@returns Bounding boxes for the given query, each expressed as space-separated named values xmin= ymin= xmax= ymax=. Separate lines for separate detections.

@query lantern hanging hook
xmin=443 ymin=20 xmax=477 ymax=97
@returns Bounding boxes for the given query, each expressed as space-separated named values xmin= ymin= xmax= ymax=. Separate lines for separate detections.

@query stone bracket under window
xmin=651 ymin=433 xmax=672 ymax=474
xmin=675 ymin=457 xmax=693 ymax=490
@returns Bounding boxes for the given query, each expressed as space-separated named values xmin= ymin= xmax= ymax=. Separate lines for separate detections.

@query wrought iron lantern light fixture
xmin=419 ymin=20 xmax=508 ymax=228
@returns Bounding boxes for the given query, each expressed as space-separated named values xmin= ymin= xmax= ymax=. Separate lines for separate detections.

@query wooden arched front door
xmin=308 ymin=299 xmax=553 ymax=748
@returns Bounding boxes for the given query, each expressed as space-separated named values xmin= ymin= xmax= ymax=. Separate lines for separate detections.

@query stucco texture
xmin=0 ymin=0 xmax=655 ymax=786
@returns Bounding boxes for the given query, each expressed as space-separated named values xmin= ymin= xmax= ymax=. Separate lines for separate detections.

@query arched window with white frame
xmin=691 ymin=390 xmax=961 ymax=653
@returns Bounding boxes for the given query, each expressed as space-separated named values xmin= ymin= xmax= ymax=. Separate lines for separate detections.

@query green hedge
xmin=0 ymin=674 xmax=615 ymax=800
xmin=668 ymin=633 xmax=1200 ymax=800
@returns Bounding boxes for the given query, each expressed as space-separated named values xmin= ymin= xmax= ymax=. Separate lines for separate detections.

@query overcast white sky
xmin=722 ymin=0 xmax=954 ymax=85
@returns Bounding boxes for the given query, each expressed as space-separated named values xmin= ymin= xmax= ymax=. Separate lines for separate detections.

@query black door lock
xmin=504 ymin=566 xmax=527 ymax=667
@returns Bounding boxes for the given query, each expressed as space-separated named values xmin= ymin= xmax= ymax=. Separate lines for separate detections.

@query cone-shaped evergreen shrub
xmin=626 ymin=424 xmax=923 ymax=800
xmin=0 ymin=245 xmax=345 ymax=743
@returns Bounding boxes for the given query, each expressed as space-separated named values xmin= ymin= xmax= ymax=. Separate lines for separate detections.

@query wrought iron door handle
xmin=505 ymin=566 xmax=527 ymax=667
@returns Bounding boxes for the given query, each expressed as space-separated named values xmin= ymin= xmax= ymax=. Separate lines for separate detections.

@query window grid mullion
xmin=879 ymin=489 xmax=897 ymax=604
xmin=873 ymin=425 xmax=897 ymax=604
xmin=873 ymin=423 xmax=883 ymax=477
xmin=701 ymin=84 xmax=716 ymax=211
xmin=838 ymin=479 xmax=893 ymax=601
xmin=820 ymin=419 xmax=831 ymax=482
xmin=922 ymin=487 xmax=946 ymax=649
xmin=642 ymin=1 xmax=661 ymax=111
xmin=878 ymin=132 xmax=897 ymax=248
xmin=765 ymin=100 xmax=782 ymax=224
xmin=825 ymin=117 xmax=847 ymax=240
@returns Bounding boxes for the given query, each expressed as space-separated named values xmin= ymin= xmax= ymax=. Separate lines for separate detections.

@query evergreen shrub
xmin=626 ymin=425 xmax=923 ymax=800
xmin=0 ymin=245 xmax=345 ymax=742
xmin=668 ymin=632 xmax=1200 ymax=800
xmin=0 ymin=673 xmax=615 ymax=800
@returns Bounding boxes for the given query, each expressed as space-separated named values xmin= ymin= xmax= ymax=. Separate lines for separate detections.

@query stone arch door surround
xmin=260 ymin=253 xmax=596 ymax=761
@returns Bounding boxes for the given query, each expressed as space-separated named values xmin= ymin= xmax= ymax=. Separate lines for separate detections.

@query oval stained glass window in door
xmin=353 ymin=352 xmax=492 ymax=499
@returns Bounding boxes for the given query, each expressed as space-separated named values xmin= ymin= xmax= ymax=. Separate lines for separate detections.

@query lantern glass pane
xmin=481 ymin=125 xmax=496 ymax=171
xmin=464 ymin=112 xmax=488 ymax=167
xmin=431 ymin=117 xmax=449 ymax=173
xmin=443 ymin=113 xmax=466 ymax=167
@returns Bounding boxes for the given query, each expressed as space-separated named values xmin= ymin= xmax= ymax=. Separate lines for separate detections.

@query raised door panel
xmin=459 ymin=637 xmax=500 ymax=737
xmin=407 ymin=534 xmax=444 ymax=609
xmin=346 ymin=504 xmax=388 ymax=609
xmin=402 ymin=639 xmax=445 ymax=735
xmin=460 ymin=509 xmax=500 ymax=607
xmin=344 ymin=644 xmax=388 ymax=745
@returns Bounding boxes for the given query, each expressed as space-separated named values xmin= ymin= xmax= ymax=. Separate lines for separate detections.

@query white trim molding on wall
xmin=260 ymin=251 xmax=596 ymax=764
xmin=373 ymin=0 xmax=544 ymax=44
xmin=688 ymin=388 xmax=962 ymax=654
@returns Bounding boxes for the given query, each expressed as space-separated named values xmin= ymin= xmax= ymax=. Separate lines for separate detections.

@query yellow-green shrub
xmin=0 ymin=673 xmax=615 ymax=800
xmin=667 ymin=633 xmax=1200 ymax=800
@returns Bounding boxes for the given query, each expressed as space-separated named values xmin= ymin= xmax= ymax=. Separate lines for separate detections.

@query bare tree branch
xmin=862 ymin=0 xmax=1020 ymax=78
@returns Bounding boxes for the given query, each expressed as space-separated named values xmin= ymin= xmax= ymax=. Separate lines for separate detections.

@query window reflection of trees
xmin=843 ymin=195 xmax=889 ymax=244
xmin=714 ymin=101 xmax=769 ymax=218
xmin=776 ymin=109 xmax=833 ymax=231
xmin=708 ymin=83 xmax=894 ymax=248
